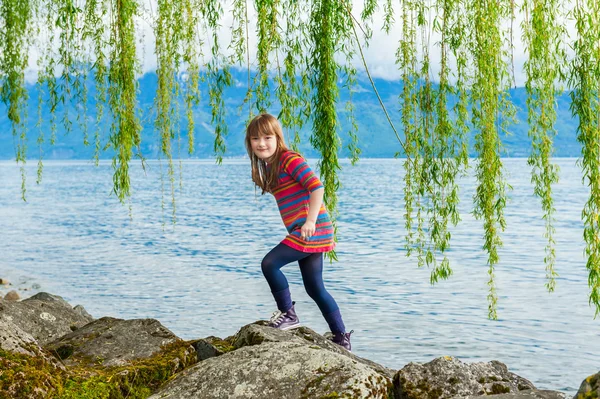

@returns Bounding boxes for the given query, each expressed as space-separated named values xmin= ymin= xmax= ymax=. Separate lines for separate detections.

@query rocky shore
xmin=0 ymin=289 xmax=598 ymax=399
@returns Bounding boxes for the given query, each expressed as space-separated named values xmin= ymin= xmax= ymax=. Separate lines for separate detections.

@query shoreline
xmin=1 ymin=281 xmax=597 ymax=398
xmin=2 ymin=289 xmax=596 ymax=398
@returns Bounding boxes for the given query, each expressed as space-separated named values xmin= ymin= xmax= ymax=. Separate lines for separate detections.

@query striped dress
xmin=271 ymin=151 xmax=335 ymax=253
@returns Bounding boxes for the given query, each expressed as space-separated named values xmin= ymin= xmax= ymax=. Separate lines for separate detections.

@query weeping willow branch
xmin=254 ymin=0 xmax=280 ymax=114
xmin=55 ymin=0 xmax=80 ymax=137
xmin=522 ymin=0 xmax=562 ymax=292
xmin=569 ymin=0 xmax=600 ymax=318
xmin=107 ymin=0 xmax=142 ymax=204
xmin=344 ymin=0 xmax=458 ymax=206
xmin=276 ymin=0 xmax=308 ymax=153
xmin=308 ymin=0 xmax=342 ymax=262
xmin=155 ymin=0 xmax=183 ymax=222
xmin=202 ymin=0 xmax=231 ymax=164
xmin=470 ymin=0 xmax=513 ymax=320
xmin=83 ymin=0 xmax=108 ymax=166
xmin=0 ymin=0 xmax=32 ymax=201
xmin=182 ymin=0 xmax=201 ymax=156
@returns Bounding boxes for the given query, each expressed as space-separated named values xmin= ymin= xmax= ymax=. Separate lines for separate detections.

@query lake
xmin=0 ymin=158 xmax=597 ymax=395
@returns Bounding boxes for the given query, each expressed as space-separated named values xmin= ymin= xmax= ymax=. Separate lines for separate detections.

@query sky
xmin=24 ymin=0 xmax=577 ymax=88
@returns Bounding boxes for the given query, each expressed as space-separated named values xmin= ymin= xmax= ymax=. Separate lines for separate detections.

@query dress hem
xmin=281 ymin=239 xmax=335 ymax=253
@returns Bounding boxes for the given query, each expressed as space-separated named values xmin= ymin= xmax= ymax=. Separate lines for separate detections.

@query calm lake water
xmin=0 ymin=158 xmax=597 ymax=395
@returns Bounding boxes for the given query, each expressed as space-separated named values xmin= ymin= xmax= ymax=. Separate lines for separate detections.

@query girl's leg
xmin=298 ymin=253 xmax=346 ymax=334
xmin=261 ymin=243 xmax=310 ymax=311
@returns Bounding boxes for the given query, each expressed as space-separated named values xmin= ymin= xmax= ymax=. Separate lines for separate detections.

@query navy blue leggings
xmin=261 ymin=243 xmax=340 ymax=316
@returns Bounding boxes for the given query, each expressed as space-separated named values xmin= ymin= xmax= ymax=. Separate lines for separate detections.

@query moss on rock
xmin=209 ymin=337 xmax=235 ymax=353
xmin=0 ymin=348 xmax=64 ymax=399
xmin=0 ymin=340 xmax=197 ymax=399
xmin=488 ymin=383 xmax=511 ymax=394
xmin=575 ymin=373 xmax=600 ymax=399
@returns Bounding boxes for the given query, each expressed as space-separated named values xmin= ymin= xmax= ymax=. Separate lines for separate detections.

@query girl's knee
xmin=261 ymin=256 xmax=275 ymax=275
xmin=305 ymin=285 xmax=326 ymax=300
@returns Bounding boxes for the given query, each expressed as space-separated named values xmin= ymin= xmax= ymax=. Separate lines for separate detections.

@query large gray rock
xmin=0 ymin=294 xmax=93 ymax=345
xmin=25 ymin=292 xmax=72 ymax=308
xmin=45 ymin=317 xmax=186 ymax=367
xmin=149 ymin=340 xmax=393 ymax=399
xmin=0 ymin=298 xmax=92 ymax=346
xmin=234 ymin=323 xmax=395 ymax=379
xmin=0 ymin=314 xmax=40 ymax=356
xmin=461 ymin=389 xmax=567 ymax=399
xmin=394 ymin=356 xmax=536 ymax=399
xmin=575 ymin=371 xmax=600 ymax=399
xmin=0 ymin=313 xmax=66 ymax=377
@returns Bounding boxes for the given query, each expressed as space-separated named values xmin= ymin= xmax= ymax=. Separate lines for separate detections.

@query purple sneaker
xmin=332 ymin=330 xmax=354 ymax=352
xmin=268 ymin=301 xmax=301 ymax=330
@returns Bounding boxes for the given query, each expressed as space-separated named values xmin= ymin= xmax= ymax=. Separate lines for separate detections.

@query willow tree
xmin=1 ymin=0 xmax=599 ymax=319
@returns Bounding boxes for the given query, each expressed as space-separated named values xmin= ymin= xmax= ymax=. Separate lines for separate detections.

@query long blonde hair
xmin=245 ymin=113 xmax=290 ymax=194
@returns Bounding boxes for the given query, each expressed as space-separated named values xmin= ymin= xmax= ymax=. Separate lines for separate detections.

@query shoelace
xmin=269 ymin=310 xmax=285 ymax=325
xmin=333 ymin=330 xmax=354 ymax=343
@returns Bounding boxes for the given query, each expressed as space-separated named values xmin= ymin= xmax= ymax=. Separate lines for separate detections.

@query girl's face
xmin=250 ymin=133 xmax=277 ymax=161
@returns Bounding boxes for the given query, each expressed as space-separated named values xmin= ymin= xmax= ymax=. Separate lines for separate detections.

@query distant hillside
xmin=0 ymin=70 xmax=582 ymax=160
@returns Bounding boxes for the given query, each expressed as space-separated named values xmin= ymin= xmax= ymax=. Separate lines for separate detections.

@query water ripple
xmin=0 ymin=158 xmax=597 ymax=395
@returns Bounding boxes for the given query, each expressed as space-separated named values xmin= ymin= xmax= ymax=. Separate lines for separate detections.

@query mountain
xmin=0 ymin=69 xmax=582 ymax=160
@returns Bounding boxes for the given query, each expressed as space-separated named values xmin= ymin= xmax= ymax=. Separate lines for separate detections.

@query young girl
xmin=245 ymin=113 xmax=353 ymax=351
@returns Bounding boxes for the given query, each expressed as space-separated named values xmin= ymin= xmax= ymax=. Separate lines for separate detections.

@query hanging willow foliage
xmin=469 ymin=0 xmax=515 ymax=319
xmin=395 ymin=0 xmax=465 ymax=286
xmin=3 ymin=0 xmax=600 ymax=318
xmin=0 ymin=0 xmax=32 ymax=200
xmin=202 ymin=0 xmax=231 ymax=165
xmin=275 ymin=0 xmax=310 ymax=153
xmin=569 ymin=0 xmax=600 ymax=317
xmin=521 ymin=0 xmax=564 ymax=292
xmin=308 ymin=0 xmax=348 ymax=261
xmin=106 ymin=0 xmax=142 ymax=203
xmin=83 ymin=0 xmax=108 ymax=165
xmin=182 ymin=0 xmax=201 ymax=156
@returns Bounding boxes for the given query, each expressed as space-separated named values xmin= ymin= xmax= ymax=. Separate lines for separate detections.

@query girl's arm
xmin=301 ymin=187 xmax=324 ymax=240
xmin=307 ymin=187 xmax=324 ymax=223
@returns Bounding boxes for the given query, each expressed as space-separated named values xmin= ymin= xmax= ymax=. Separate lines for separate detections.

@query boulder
xmin=575 ymin=371 xmax=600 ymax=399
xmin=234 ymin=323 xmax=395 ymax=379
xmin=461 ymin=389 xmax=567 ymax=398
xmin=4 ymin=290 xmax=20 ymax=301
xmin=0 ymin=313 xmax=66 ymax=394
xmin=73 ymin=304 xmax=93 ymax=320
xmin=0 ymin=278 xmax=10 ymax=285
xmin=45 ymin=317 xmax=186 ymax=367
xmin=25 ymin=292 xmax=72 ymax=308
xmin=0 ymin=314 xmax=41 ymax=356
xmin=149 ymin=341 xmax=393 ymax=399
xmin=0 ymin=295 xmax=93 ymax=345
xmin=394 ymin=356 xmax=536 ymax=399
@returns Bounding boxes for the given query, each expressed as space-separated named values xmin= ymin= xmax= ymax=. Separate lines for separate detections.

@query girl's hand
xmin=300 ymin=220 xmax=316 ymax=240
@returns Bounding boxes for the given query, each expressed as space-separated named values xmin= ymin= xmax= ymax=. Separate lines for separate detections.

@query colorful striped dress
xmin=272 ymin=151 xmax=335 ymax=253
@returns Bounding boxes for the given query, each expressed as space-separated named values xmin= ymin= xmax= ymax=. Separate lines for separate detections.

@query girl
xmin=245 ymin=113 xmax=353 ymax=351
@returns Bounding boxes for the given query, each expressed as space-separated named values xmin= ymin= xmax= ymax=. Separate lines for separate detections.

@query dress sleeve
xmin=281 ymin=152 xmax=324 ymax=193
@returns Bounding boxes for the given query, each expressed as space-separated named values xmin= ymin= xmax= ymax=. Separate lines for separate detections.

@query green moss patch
xmin=0 ymin=349 xmax=64 ymax=399
xmin=488 ymin=383 xmax=510 ymax=394
xmin=0 ymin=340 xmax=197 ymax=399
xmin=208 ymin=338 xmax=235 ymax=354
